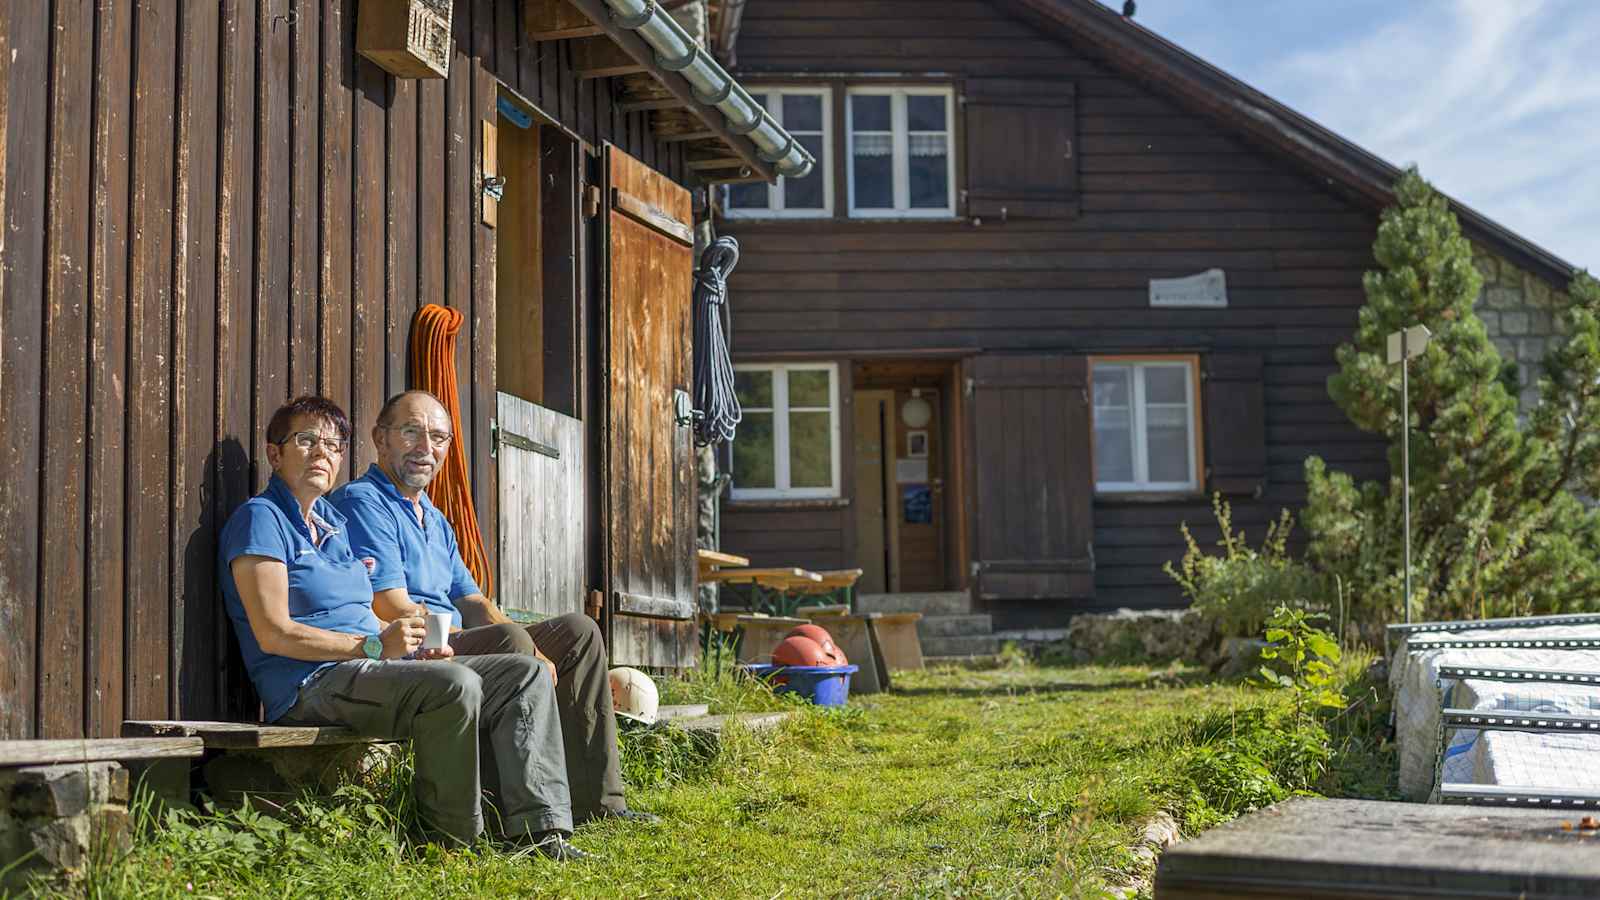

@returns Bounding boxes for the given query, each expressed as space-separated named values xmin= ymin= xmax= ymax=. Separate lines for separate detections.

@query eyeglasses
xmin=279 ymin=431 xmax=348 ymax=455
xmin=384 ymin=424 xmax=453 ymax=450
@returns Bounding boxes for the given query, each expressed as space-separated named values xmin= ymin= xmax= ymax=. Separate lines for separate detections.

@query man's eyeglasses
xmin=279 ymin=431 xmax=349 ymax=455
xmin=385 ymin=424 xmax=453 ymax=450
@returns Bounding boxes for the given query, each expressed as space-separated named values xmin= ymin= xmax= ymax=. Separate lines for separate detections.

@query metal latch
xmin=490 ymin=418 xmax=559 ymax=460
xmin=482 ymin=174 xmax=507 ymax=203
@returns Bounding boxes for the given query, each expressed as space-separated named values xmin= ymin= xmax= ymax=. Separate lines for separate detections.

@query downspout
xmin=598 ymin=0 xmax=814 ymax=180
xmin=715 ymin=0 xmax=747 ymax=68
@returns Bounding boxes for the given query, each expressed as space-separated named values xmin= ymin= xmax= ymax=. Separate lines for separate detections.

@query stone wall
xmin=1472 ymin=245 xmax=1571 ymax=412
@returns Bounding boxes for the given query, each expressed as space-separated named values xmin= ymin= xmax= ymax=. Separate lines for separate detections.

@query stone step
xmin=656 ymin=704 xmax=710 ymax=721
xmin=922 ymin=654 xmax=1003 ymax=669
xmin=917 ymin=613 xmax=994 ymax=638
xmin=855 ymin=591 xmax=970 ymax=616
xmin=919 ymin=634 xmax=1000 ymax=657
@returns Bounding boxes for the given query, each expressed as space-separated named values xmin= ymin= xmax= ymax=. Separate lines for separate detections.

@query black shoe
xmin=581 ymin=807 xmax=660 ymax=826
xmin=507 ymin=830 xmax=596 ymax=862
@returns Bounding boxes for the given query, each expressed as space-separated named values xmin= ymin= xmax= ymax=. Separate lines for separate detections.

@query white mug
xmin=424 ymin=612 xmax=452 ymax=651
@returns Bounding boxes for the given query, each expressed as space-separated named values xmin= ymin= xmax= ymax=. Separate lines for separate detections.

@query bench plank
xmin=0 ymin=737 xmax=204 ymax=766
xmin=123 ymin=720 xmax=368 ymax=749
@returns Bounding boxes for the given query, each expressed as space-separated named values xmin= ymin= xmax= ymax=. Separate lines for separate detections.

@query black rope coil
xmin=692 ymin=236 xmax=742 ymax=447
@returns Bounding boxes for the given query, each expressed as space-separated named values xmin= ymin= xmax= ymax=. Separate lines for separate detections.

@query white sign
xmin=1386 ymin=324 xmax=1433 ymax=365
xmin=1150 ymin=268 xmax=1228 ymax=308
xmin=895 ymin=458 xmax=928 ymax=483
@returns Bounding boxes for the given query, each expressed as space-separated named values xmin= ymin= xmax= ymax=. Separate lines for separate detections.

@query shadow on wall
xmin=178 ymin=437 xmax=259 ymax=724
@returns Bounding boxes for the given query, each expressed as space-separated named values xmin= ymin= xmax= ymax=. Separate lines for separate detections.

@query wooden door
xmin=853 ymin=390 xmax=894 ymax=594
xmin=894 ymin=389 xmax=945 ymax=591
xmin=496 ymin=392 xmax=585 ymax=620
xmin=602 ymin=145 xmax=698 ymax=668
xmin=965 ymin=355 xmax=1095 ymax=602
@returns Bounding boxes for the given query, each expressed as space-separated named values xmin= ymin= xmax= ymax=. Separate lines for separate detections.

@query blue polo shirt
xmin=328 ymin=464 xmax=482 ymax=629
xmin=218 ymin=476 xmax=384 ymax=722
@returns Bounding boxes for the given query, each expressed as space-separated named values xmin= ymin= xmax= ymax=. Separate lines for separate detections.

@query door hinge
xmin=492 ymin=419 xmax=561 ymax=459
xmin=583 ymin=184 xmax=602 ymax=219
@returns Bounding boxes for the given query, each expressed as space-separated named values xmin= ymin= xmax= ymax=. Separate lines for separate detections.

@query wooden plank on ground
xmin=1156 ymin=797 xmax=1600 ymax=898
xmin=0 ymin=738 xmax=204 ymax=766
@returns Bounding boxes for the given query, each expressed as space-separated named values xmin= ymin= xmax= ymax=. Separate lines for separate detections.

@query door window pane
xmin=733 ymin=411 xmax=776 ymax=489
xmin=789 ymin=411 xmax=832 ymax=487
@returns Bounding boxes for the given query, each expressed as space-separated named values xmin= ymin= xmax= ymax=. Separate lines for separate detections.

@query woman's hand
xmin=380 ymin=616 xmax=426 ymax=659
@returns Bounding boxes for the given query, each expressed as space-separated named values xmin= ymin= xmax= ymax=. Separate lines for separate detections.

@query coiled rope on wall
xmin=692 ymin=236 xmax=742 ymax=447
xmin=410 ymin=303 xmax=494 ymax=599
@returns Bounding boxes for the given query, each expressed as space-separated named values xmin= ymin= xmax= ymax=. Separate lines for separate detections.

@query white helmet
xmin=609 ymin=667 xmax=659 ymax=725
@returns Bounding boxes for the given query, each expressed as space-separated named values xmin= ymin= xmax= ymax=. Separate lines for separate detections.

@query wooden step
xmin=0 ymin=737 xmax=204 ymax=767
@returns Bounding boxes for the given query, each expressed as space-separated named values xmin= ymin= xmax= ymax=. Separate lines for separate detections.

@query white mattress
xmin=1388 ymin=624 xmax=1600 ymax=800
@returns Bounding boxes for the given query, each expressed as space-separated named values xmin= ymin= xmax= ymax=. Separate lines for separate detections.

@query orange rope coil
xmin=410 ymin=303 xmax=494 ymax=599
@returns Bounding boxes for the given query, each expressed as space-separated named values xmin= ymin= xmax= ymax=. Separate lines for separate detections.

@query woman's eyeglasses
xmin=279 ymin=431 xmax=349 ymax=455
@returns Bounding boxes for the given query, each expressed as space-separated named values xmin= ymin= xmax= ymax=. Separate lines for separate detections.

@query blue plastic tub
xmin=740 ymin=664 xmax=859 ymax=706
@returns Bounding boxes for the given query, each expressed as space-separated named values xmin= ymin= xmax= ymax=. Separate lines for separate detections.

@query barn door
xmin=496 ymin=392 xmax=585 ymax=620
xmin=964 ymin=355 xmax=1095 ymax=603
xmin=601 ymin=145 xmax=698 ymax=668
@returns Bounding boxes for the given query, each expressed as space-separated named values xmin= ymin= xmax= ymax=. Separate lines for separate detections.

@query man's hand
xmin=380 ymin=616 xmax=426 ymax=659
xmin=535 ymin=649 xmax=558 ymax=687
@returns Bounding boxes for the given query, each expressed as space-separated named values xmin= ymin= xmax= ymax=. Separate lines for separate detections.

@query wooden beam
xmin=657 ymin=128 xmax=718 ymax=143
xmin=619 ymin=97 xmax=686 ymax=114
xmin=574 ymin=36 xmax=646 ymax=79
xmin=687 ymin=153 xmax=745 ymax=171
xmin=611 ymin=187 xmax=695 ymax=246
xmin=523 ymin=0 xmax=602 ymax=41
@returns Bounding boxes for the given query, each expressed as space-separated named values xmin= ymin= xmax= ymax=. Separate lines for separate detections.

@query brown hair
xmin=266 ymin=395 xmax=352 ymax=446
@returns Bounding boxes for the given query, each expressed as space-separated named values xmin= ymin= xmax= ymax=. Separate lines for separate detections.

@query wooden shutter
xmin=964 ymin=354 xmax=1095 ymax=602
xmin=496 ymin=392 xmax=585 ymax=620
xmin=602 ymin=144 xmax=698 ymax=668
xmin=962 ymin=79 xmax=1078 ymax=219
xmin=1203 ymin=353 xmax=1267 ymax=496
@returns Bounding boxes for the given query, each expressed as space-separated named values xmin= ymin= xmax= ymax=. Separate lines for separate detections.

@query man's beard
xmin=401 ymin=455 xmax=435 ymax=488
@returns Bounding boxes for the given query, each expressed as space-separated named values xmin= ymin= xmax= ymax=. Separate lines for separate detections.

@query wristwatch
xmin=362 ymin=634 xmax=383 ymax=660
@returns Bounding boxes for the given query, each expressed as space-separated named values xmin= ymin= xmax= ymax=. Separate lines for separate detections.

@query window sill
xmin=725 ymin=497 xmax=851 ymax=512
xmin=1093 ymin=491 xmax=1206 ymax=506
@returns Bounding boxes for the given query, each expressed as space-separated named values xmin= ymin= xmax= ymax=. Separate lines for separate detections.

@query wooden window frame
xmin=1089 ymin=355 xmax=1205 ymax=496
xmin=730 ymin=362 xmax=843 ymax=501
xmin=721 ymin=86 xmax=834 ymax=220
xmin=846 ymin=86 xmax=957 ymax=219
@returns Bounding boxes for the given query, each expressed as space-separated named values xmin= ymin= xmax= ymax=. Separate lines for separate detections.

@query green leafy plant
xmin=1165 ymin=494 xmax=1330 ymax=637
xmin=1255 ymin=605 xmax=1345 ymax=730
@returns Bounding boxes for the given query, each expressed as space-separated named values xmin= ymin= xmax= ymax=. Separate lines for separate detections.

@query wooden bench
xmin=804 ymin=609 xmax=925 ymax=673
xmin=0 ymin=737 xmax=204 ymax=767
xmin=123 ymin=720 xmax=371 ymax=749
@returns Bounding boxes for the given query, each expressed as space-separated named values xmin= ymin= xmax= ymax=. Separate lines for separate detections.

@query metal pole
xmin=1402 ymin=331 xmax=1412 ymax=624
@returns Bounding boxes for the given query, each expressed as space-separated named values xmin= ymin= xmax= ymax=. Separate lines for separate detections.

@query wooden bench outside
xmin=123 ymin=719 xmax=371 ymax=749
xmin=0 ymin=737 xmax=204 ymax=767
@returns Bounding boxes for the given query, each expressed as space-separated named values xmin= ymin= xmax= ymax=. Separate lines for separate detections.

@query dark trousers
xmin=450 ymin=613 xmax=626 ymax=822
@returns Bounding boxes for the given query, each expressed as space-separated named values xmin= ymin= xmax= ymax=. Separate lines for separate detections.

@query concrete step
xmin=922 ymin=654 xmax=1003 ymax=669
xmin=656 ymin=704 xmax=710 ymax=721
xmin=919 ymin=634 xmax=1000 ymax=657
xmin=917 ymin=614 xmax=994 ymax=638
xmin=855 ymin=591 xmax=970 ymax=617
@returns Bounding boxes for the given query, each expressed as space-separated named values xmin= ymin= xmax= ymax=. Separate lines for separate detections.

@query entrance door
xmin=601 ymin=144 xmax=698 ymax=668
xmin=852 ymin=390 xmax=894 ymax=593
xmin=893 ymin=389 xmax=945 ymax=591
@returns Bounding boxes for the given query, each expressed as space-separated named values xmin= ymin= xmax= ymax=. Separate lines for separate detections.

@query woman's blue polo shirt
xmin=327 ymin=464 xmax=482 ymax=629
xmin=218 ymin=476 xmax=384 ymax=722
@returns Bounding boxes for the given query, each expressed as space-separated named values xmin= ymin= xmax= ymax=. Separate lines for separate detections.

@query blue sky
xmin=1095 ymin=0 xmax=1600 ymax=273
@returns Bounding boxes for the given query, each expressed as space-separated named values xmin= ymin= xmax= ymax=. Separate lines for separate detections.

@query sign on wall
xmin=1150 ymin=268 xmax=1228 ymax=308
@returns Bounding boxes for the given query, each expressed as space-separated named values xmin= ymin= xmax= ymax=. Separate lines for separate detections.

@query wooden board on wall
xmin=496 ymin=393 xmax=584 ymax=620
xmin=603 ymin=144 xmax=698 ymax=669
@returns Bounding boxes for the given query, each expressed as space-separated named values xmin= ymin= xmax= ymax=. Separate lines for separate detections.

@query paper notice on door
xmin=895 ymin=458 xmax=928 ymax=483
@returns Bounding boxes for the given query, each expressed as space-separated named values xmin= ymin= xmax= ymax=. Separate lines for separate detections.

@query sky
xmin=1094 ymin=0 xmax=1600 ymax=272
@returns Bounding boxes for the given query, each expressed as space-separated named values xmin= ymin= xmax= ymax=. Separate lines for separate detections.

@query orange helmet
xmin=787 ymin=624 xmax=847 ymax=666
xmin=772 ymin=635 xmax=829 ymax=667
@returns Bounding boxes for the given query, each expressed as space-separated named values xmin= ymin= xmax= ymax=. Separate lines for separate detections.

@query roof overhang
xmin=1002 ymin=0 xmax=1579 ymax=287
xmin=559 ymin=0 xmax=813 ymax=184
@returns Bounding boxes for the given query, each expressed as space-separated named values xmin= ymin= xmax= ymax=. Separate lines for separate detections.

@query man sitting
xmin=329 ymin=389 xmax=653 ymax=826
xmin=219 ymin=395 xmax=589 ymax=859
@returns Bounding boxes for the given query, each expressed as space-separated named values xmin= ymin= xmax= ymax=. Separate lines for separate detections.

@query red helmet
xmin=787 ymin=624 xmax=847 ymax=666
xmin=772 ymin=635 xmax=830 ymax=667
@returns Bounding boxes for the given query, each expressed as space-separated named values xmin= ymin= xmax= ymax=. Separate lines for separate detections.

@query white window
xmin=1091 ymin=359 xmax=1201 ymax=493
xmin=847 ymin=87 xmax=955 ymax=217
xmin=722 ymin=88 xmax=832 ymax=218
xmin=731 ymin=363 xmax=841 ymax=499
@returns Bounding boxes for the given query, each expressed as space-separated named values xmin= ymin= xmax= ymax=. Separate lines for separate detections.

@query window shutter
xmin=962 ymin=79 xmax=1078 ymax=219
xmin=964 ymin=354 xmax=1095 ymax=602
xmin=1203 ymin=353 xmax=1266 ymax=496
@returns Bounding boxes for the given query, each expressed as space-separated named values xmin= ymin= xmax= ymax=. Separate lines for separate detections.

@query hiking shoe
xmin=595 ymin=808 xmax=660 ymax=825
xmin=525 ymin=832 xmax=595 ymax=862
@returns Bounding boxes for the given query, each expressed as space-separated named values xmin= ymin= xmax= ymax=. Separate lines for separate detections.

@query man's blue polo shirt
xmin=328 ymin=464 xmax=481 ymax=629
xmin=218 ymin=476 xmax=384 ymax=722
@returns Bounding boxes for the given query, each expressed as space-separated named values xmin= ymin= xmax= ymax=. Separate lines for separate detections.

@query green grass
xmin=44 ymin=658 xmax=1393 ymax=899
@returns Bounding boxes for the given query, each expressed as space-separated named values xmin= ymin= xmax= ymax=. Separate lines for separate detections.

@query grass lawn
xmin=68 ymin=656 xmax=1392 ymax=899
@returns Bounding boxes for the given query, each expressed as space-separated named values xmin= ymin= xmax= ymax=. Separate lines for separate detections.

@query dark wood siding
xmin=0 ymin=0 xmax=691 ymax=739
xmin=719 ymin=0 xmax=1387 ymax=620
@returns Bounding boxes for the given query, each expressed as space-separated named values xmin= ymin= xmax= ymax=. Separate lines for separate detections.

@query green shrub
xmin=1165 ymin=494 xmax=1332 ymax=638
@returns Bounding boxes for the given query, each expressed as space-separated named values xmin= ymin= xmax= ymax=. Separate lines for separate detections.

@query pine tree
xmin=1301 ymin=169 xmax=1600 ymax=635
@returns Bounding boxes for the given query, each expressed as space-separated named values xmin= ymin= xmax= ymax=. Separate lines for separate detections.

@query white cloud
xmin=1243 ymin=0 xmax=1600 ymax=273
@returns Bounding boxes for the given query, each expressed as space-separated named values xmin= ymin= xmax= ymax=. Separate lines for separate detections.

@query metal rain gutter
xmin=599 ymin=0 xmax=814 ymax=180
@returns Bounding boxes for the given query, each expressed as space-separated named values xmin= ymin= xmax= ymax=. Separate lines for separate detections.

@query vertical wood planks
xmin=127 ymin=0 xmax=178 ymax=721
xmin=289 ymin=0 xmax=322 ymax=398
xmin=385 ymin=74 xmax=417 ymax=400
xmin=496 ymin=394 xmax=584 ymax=618
xmin=471 ymin=0 xmax=500 ymax=586
xmin=38 ymin=0 xmax=93 ymax=738
xmin=255 ymin=0 xmax=291 ymax=480
xmin=0 ymin=0 xmax=46 ymax=740
xmin=321 ymin=0 xmax=355 ymax=465
xmin=86 ymin=0 xmax=134 ymax=738
xmin=351 ymin=49 xmax=386 ymax=476
xmin=174 ymin=0 xmax=222 ymax=720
